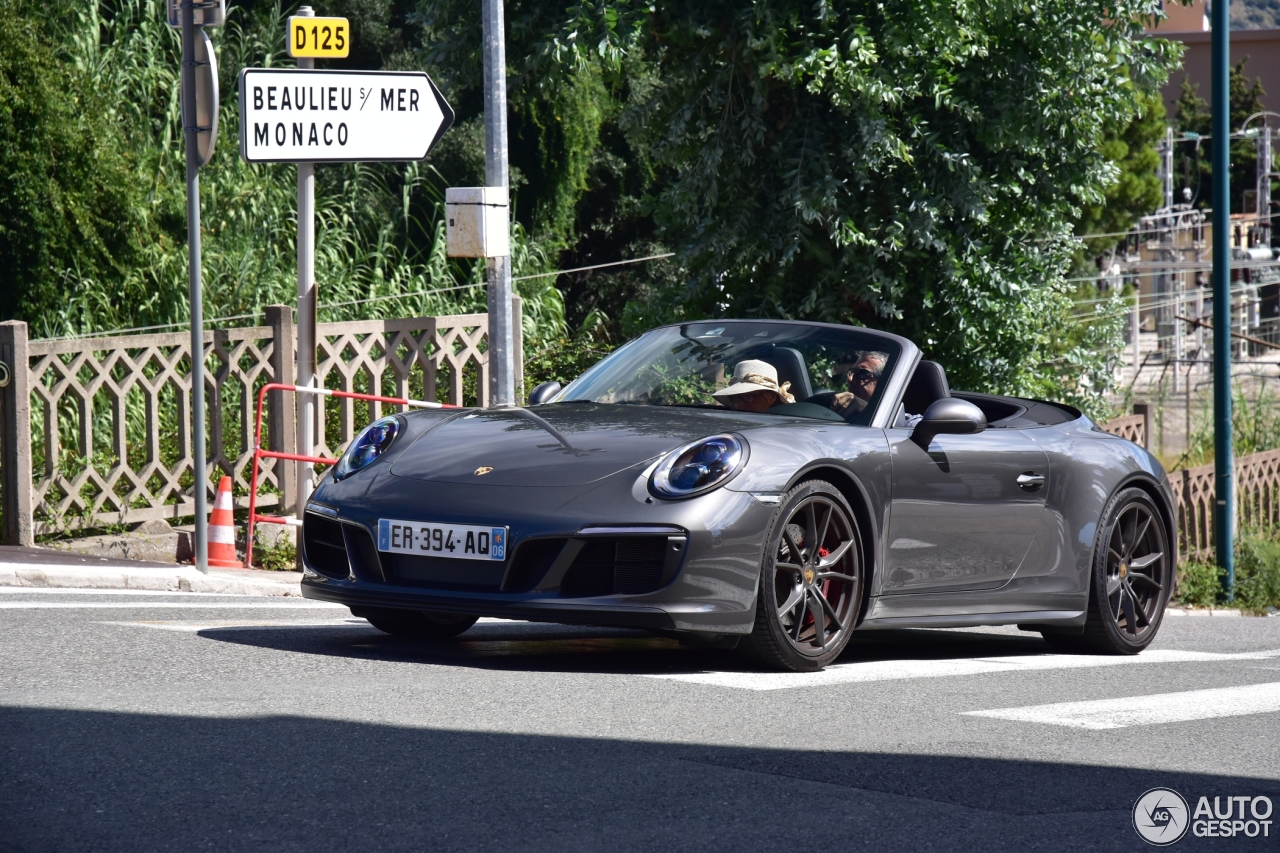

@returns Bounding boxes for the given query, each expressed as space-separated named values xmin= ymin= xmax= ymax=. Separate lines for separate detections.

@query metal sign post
xmin=293 ymin=6 xmax=318 ymax=521
xmin=1211 ymin=0 xmax=1235 ymax=598
xmin=482 ymin=0 xmax=515 ymax=407
xmin=178 ymin=0 xmax=221 ymax=573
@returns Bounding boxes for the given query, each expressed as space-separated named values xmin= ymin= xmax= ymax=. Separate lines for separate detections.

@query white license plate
xmin=377 ymin=519 xmax=507 ymax=561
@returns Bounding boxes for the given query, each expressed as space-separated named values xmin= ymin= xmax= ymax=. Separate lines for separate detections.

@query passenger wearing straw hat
xmin=712 ymin=359 xmax=795 ymax=412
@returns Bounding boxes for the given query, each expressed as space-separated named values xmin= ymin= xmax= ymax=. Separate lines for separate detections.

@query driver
xmin=830 ymin=351 xmax=889 ymax=419
xmin=712 ymin=360 xmax=795 ymax=412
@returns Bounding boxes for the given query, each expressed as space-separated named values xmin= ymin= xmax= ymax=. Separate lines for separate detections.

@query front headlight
xmin=335 ymin=416 xmax=401 ymax=480
xmin=649 ymin=434 xmax=747 ymax=500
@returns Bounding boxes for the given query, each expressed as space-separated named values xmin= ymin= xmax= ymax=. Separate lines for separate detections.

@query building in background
xmin=1151 ymin=0 xmax=1280 ymax=117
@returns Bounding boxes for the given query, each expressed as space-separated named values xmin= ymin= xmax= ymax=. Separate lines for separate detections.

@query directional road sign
xmin=237 ymin=69 xmax=454 ymax=163
xmin=288 ymin=16 xmax=350 ymax=59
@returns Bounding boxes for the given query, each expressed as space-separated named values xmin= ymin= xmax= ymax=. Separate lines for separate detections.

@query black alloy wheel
xmin=358 ymin=607 xmax=479 ymax=640
xmin=1043 ymin=487 xmax=1171 ymax=654
xmin=744 ymin=480 xmax=864 ymax=672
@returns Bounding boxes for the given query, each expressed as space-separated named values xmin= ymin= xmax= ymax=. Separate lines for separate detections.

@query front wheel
xmin=743 ymin=480 xmax=864 ymax=672
xmin=1042 ymin=487 xmax=1171 ymax=654
xmin=357 ymin=607 xmax=479 ymax=639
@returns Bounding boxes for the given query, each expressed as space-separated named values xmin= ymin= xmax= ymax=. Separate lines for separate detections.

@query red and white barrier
xmin=243 ymin=382 xmax=456 ymax=567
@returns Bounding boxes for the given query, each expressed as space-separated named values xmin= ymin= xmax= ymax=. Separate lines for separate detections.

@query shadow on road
xmin=1 ymin=706 xmax=1273 ymax=852
xmin=191 ymin=620 xmax=1057 ymax=676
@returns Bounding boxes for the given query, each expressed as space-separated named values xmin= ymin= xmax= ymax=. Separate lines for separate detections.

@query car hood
xmin=389 ymin=403 xmax=774 ymax=486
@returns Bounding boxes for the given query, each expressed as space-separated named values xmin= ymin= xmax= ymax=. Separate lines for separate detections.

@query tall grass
xmin=1173 ymin=379 xmax=1280 ymax=471
xmin=40 ymin=0 xmax=565 ymax=341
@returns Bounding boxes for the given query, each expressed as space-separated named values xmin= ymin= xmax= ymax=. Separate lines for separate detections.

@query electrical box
xmin=445 ymin=187 xmax=510 ymax=258
xmin=168 ymin=0 xmax=225 ymax=27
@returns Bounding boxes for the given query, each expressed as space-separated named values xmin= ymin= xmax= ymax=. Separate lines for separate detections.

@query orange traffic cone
xmin=208 ymin=475 xmax=244 ymax=569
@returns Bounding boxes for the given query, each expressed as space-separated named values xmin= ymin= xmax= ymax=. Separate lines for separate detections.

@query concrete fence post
xmin=1132 ymin=402 xmax=1151 ymax=450
xmin=266 ymin=305 xmax=298 ymax=520
xmin=0 ymin=321 xmax=33 ymax=546
xmin=512 ymin=296 xmax=524 ymax=403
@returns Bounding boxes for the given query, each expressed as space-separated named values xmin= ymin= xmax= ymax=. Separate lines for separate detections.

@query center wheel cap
xmin=803 ymin=568 xmax=815 ymax=585
xmin=1119 ymin=563 xmax=1128 ymax=577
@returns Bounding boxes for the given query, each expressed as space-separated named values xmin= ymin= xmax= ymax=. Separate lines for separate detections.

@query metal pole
xmin=1259 ymin=125 xmax=1272 ymax=245
xmin=1211 ymin=0 xmax=1235 ymax=598
xmin=295 ymin=7 xmax=317 ymax=515
xmin=482 ymin=0 xmax=515 ymax=407
xmin=182 ymin=1 xmax=208 ymax=573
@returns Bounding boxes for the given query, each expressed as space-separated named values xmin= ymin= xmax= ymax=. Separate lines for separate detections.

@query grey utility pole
xmin=182 ymin=2 xmax=209 ymax=573
xmin=295 ymin=6 xmax=318 ymax=513
xmin=1211 ymin=0 xmax=1234 ymax=598
xmin=482 ymin=0 xmax=515 ymax=407
xmin=1259 ymin=125 xmax=1272 ymax=246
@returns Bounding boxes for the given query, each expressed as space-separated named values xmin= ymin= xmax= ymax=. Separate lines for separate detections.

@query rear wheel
xmin=743 ymin=480 xmax=864 ymax=672
xmin=358 ymin=607 xmax=479 ymax=639
xmin=1042 ymin=487 xmax=1171 ymax=654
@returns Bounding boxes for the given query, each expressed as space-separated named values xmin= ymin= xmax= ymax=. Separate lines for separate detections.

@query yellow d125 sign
xmin=288 ymin=16 xmax=350 ymax=59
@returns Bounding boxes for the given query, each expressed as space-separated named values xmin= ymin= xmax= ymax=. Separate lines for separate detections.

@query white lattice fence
xmin=27 ymin=325 xmax=287 ymax=535
xmin=4 ymin=306 xmax=513 ymax=539
xmin=1173 ymin=448 xmax=1280 ymax=561
xmin=312 ymin=312 xmax=500 ymax=459
xmin=1100 ymin=414 xmax=1146 ymax=446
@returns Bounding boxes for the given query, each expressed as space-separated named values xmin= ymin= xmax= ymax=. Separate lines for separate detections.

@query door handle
xmin=1017 ymin=472 xmax=1046 ymax=490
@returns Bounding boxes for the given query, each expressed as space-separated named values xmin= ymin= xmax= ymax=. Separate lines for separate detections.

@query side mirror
xmin=527 ymin=380 xmax=562 ymax=406
xmin=910 ymin=398 xmax=987 ymax=448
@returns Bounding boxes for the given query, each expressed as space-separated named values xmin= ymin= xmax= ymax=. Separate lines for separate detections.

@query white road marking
xmin=101 ymin=619 xmax=371 ymax=632
xmin=0 ymin=587 xmax=274 ymax=597
xmin=101 ymin=615 xmax=512 ymax=631
xmin=643 ymin=648 xmax=1280 ymax=691
xmin=964 ymin=682 xmax=1280 ymax=729
xmin=0 ymin=601 xmax=345 ymax=609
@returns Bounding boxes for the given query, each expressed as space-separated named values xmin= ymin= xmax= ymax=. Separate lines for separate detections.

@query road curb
xmin=0 ymin=563 xmax=301 ymax=597
xmin=1166 ymin=606 xmax=1244 ymax=617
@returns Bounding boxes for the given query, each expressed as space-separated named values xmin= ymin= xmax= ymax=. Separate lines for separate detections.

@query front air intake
xmin=558 ymin=535 xmax=684 ymax=597
xmin=303 ymin=513 xmax=350 ymax=580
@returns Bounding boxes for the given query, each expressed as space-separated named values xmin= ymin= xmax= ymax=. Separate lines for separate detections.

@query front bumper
xmin=298 ymin=466 xmax=775 ymax=634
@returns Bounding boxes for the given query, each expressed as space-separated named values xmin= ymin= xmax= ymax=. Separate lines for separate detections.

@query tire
xmin=742 ymin=480 xmax=865 ymax=672
xmin=1041 ymin=486 xmax=1172 ymax=654
xmin=358 ymin=607 xmax=479 ymax=639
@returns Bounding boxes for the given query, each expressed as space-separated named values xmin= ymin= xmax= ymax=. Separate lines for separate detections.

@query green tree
xmin=1075 ymin=91 xmax=1166 ymax=257
xmin=1173 ymin=59 xmax=1267 ymax=213
xmin=544 ymin=1 xmax=1180 ymax=411
xmin=0 ymin=0 xmax=146 ymax=321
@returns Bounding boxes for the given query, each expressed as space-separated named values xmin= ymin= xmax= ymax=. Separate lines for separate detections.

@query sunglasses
xmin=850 ymin=367 xmax=880 ymax=384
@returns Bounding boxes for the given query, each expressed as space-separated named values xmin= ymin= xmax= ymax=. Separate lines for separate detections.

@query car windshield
xmin=556 ymin=321 xmax=901 ymax=424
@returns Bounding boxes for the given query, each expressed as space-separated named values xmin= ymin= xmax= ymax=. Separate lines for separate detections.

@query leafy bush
xmin=522 ymin=310 xmax=615 ymax=395
xmin=251 ymin=530 xmax=298 ymax=572
xmin=1174 ymin=559 xmax=1222 ymax=609
xmin=1176 ymin=531 xmax=1280 ymax=611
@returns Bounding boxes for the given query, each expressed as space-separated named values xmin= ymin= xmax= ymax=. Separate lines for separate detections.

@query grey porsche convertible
xmin=300 ymin=319 xmax=1175 ymax=672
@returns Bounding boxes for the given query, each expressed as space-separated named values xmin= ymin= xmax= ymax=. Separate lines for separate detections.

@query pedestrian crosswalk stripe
xmin=641 ymin=648 xmax=1280 ymax=691
xmin=0 ymin=600 xmax=344 ymax=609
xmin=963 ymin=681 xmax=1280 ymax=729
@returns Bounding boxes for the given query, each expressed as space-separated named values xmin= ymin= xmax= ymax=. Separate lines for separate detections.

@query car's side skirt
xmin=857 ymin=609 xmax=1086 ymax=631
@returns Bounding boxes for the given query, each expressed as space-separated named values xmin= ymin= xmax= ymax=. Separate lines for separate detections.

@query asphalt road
xmin=2 ymin=589 xmax=1278 ymax=852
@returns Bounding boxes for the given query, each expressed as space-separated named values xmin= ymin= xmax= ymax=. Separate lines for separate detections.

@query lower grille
xmin=344 ymin=524 xmax=384 ymax=582
xmin=560 ymin=535 xmax=682 ymax=597
xmin=303 ymin=514 xmax=349 ymax=580
xmin=614 ymin=538 xmax=669 ymax=594
xmin=384 ymin=553 xmax=505 ymax=590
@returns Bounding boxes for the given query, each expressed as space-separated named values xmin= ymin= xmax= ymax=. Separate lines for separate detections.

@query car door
xmin=882 ymin=427 xmax=1049 ymax=594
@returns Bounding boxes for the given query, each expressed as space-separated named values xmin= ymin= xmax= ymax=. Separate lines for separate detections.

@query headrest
xmin=902 ymin=360 xmax=950 ymax=416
